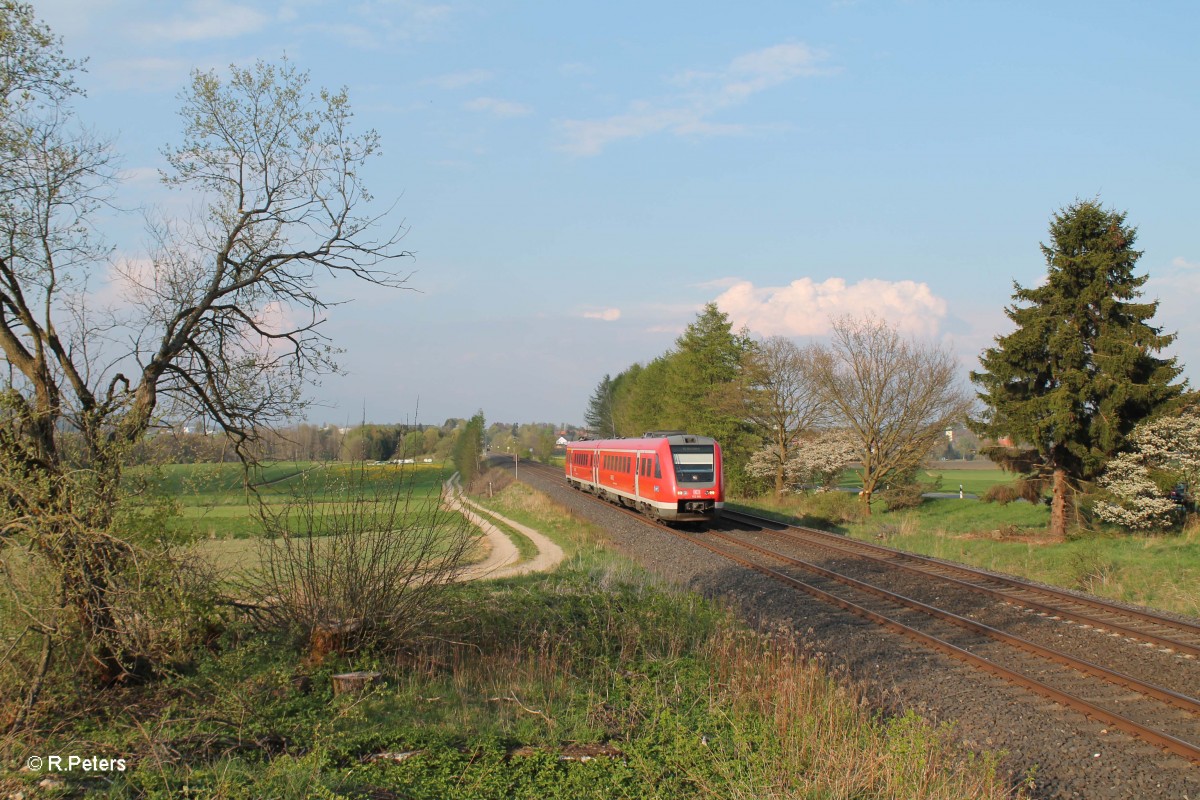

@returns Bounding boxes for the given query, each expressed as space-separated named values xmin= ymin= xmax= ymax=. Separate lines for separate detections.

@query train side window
xmin=654 ymin=457 xmax=661 ymax=479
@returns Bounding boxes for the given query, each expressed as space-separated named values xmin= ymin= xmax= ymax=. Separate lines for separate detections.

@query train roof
xmin=567 ymin=433 xmax=719 ymax=449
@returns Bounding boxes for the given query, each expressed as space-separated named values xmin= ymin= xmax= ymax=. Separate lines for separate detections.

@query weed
xmin=1069 ymin=545 xmax=1122 ymax=593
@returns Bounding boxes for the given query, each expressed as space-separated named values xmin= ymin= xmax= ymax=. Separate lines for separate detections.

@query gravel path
xmin=443 ymin=477 xmax=565 ymax=580
xmin=510 ymin=462 xmax=1200 ymax=800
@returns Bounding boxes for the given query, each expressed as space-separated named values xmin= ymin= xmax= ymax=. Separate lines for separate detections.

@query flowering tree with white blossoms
xmin=1093 ymin=407 xmax=1200 ymax=530
xmin=1093 ymin=453 xmax=1179 ymax=530
xmin=747 ymin=429 xmax=858 ymax=492
xmin=1131 ymin=410 xmax=1200 ymax=491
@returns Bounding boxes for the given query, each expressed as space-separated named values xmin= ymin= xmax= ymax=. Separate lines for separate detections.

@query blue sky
xmin=32 ymin=0 xmax=1200 ymax=426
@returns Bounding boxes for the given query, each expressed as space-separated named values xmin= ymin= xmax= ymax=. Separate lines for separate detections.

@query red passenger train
xmin=565 ymin=432 xmax=724 ymax=524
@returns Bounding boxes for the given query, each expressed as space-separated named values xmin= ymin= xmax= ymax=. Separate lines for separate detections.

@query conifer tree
xmin=584 ymin=374 xmax=617 ymax=438
xmin=665 ymin=303 xmax=758 ymax=490
xmin=971 ymin=200 xmax=1184 ymax=536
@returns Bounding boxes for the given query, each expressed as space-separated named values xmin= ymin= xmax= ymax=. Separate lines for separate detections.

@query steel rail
xmin=705 ymin=527 xmax=1200 ymax=716
xmin=722 ymin=508 xmax=1200 ymax=657
xmin=686 ymin=526 xmax=1200 ymax=765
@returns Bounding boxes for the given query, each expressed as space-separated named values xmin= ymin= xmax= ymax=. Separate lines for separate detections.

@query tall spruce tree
xmin=665 ymin=303 xmax=758 ymax=490
xmin=584 ymin=374 xmax=617 ymax=438
xmin=971 ymin=200 xmax=1184 ymax=535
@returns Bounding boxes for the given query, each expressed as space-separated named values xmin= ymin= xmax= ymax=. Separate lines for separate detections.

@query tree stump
xmin=331 ymin=671 xmax=382 ymax=696
xmin=306 ymin=619 xmax=362 ymax=665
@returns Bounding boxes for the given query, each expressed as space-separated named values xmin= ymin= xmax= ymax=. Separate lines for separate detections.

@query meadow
xmin=126 ymin=460 xmax=478 ymax=575
xmin=739 ymin=465 xmax=1200 ymax=618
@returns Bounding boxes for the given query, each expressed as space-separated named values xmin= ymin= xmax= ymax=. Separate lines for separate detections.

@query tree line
xmin=588 ymin=200 xmax=1191 ymax=537
xmin=586 ymin=304 xmax=972 ymax=505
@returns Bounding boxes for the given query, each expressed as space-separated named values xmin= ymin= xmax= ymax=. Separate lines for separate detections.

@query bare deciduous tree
xmin=0 ymin=3 xmax=412 ymax=707
xmin=742 ymin=336 xmax=827 ymax=496
xmin=810 ymin=316 xmax=972 ymax=512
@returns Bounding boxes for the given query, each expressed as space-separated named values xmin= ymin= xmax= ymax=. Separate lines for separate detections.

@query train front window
xmin=670 ymin=445 xmax=715 ymax=483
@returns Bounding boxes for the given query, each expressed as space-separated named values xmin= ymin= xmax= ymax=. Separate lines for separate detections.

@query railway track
xmin=509 ymin=459 xmax=1200 ymax=766
xmin=720 ymin=507 xmax=1200 ymax=658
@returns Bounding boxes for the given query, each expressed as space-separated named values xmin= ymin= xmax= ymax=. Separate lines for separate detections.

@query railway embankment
xmin=508 ymin=459 xmax=1200 ymax=800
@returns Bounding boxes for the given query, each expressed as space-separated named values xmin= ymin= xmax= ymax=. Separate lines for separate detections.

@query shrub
xmin=245 ymin=464 xmax=476 ymax=660
xmin=800 ymin=490 xmax=868 ymax=524
xmin=879 ymin=482 xmax=927 ymax=511
xmin=981 ymin=484 xmax=1019 ymax=504
xmin=879 ymin=470 xmax=940 ymax=512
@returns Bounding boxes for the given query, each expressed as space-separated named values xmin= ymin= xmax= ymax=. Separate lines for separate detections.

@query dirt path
xmin=442 ymin=478 xmax=565 ymax=580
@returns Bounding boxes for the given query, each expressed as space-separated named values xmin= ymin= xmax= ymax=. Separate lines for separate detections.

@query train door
xmin=634 ymin=450 xmax=652 ymax=499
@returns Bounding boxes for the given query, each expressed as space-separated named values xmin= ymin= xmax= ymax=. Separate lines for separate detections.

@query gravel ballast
xmin=510 ymin=462 xmax=1200 ymax=800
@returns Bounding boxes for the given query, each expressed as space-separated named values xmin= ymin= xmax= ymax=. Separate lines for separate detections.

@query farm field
xmin=132 ymin=460 xmax=453 ymax=539
xmin=126 ymin=461 xmax=482 ymax=576
xmin=833 ymin=463 xmax=1014 ymax=497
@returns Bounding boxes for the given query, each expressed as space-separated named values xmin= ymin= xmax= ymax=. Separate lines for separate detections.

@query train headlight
xmin=676 ymin=490 xmax=687 ymax=497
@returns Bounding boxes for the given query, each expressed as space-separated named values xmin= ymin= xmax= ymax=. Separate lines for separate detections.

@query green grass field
xmin=129 ymin=461 xmax=455 ymax=539
xmin=120 ymin=461 xmax=481 ymax=577
xmin=833 ymin=465 xmax=1015 ymax=496
xmin=740 ymin=466 xmax=1200 ymax=618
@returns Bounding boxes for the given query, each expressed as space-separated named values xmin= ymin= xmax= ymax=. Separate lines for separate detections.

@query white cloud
xmin=713 ymin=277 xmax=948 ymax=338
xmin=100 ymin=57 xmax=196 ymax=91
xmin=118 ymin=166 xmax=162 ymax=187
xmin=427 ymin=69 xmax=493 ymax=89
xmin=557 ymin=42 xmax=829 ymax=156
xmin=135 ymin=1 xmax=270 ymax=42
xmin=343 ymin=0 xmax=454 ymax=43
xmin=309 ymin=22 xmax=381 ymax=50
xmin=463 ymin=97 xmax=532 ymax=117
xmin=693 ymin=276 xmax=744 ymax=290
xmin=1172 ymin=256 xmax=1200 ymax=270
xmin=583 ymin=308 xmax=621 ymax=322
xmin=289 ymin=1 xmax=454 ymax=48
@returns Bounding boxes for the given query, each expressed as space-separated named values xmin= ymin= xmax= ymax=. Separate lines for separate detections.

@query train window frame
xmin=670 ymin=444 xmax=715 ymax=483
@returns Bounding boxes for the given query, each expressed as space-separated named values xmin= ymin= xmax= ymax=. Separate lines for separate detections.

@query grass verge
xmin=3 ymin=481 xmax=1015 ymax=800
xmin=738 ymin=490 xmax=1200 ymax=618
